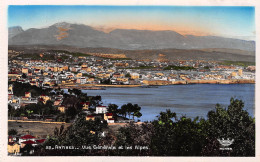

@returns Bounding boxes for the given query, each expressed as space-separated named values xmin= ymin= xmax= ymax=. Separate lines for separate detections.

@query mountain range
xmin=8 ymin=22 xmax=255 ymax=51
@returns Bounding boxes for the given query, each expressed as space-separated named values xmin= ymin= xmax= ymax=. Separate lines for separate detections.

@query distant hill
xmin=9 ymin=22 xmax=255 ymax=51
xmin=8 ymin=26 xmax=24 ymax=38
xmin=8 ymin=45 xmax=255 ymax=62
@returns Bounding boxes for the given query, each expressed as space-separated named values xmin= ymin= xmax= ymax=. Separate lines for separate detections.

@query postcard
xmin=0 ymin=0 xmax=259 ymax=162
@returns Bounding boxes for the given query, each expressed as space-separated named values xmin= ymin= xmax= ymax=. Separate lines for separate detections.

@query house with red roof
xmin=104 ymin=113 xmax=113 ymax=120
xmin=21 ymin=140 xmax=37 ymax=148
xmin=107 ymin=118 xmax=115 ymax=123
xmin=19 ymin=134 xmax=36 ymax=145
xmin=86 ymin=115 xmax=95 ymax=121
xmin=54 ymin=99 xmax=62 ymax=106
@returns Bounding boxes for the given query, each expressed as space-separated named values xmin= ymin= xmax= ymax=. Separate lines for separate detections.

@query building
xmin=22 ymin=68 xmax=29 ymax=74
xmin=25 ymin=92 xmax=31 ymax=98
xmin=238 ymin=69 xmax=243 ymax=76
xmin=81 ymin=102 xmax=90 ymax=110
xmin=104 ymin=113 xmax=113 ymax=120
xmin=231 ymin=72 xmax=237 ymax=77
xmin=76 ymin=77 xmax=86 ymax=84
xmin=54 ymin=99 xmax=62 ymax=106
xmin=96 ymin=106 xmax=107 ymax=114
xmin=131 ymin=73 xmax=140 ymax=79
xmin=58 ymin=105 xmax=66 ymax=113
xmin=107 ymin=118 xmax=115 ymax=123
xmin=8 ymin=84 xmax=13 ymax=94
xmin=8 ymin=142 xmax=20 ymax=155
xmin=86 ymin=115 xmax=95 ymax=121
xmin=76 ymin=73 xmax=83 ymax=78
xmin=19 ymin=135 xmax=36 ymax=145
xmin=39 ymin=94 xmax=50 ymax=104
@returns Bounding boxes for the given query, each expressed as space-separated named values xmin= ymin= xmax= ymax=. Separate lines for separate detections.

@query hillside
xmin=9 ymin=45 xmax=255 ymax=62
xmin=9 ymin=22 xmax=255 ymax=51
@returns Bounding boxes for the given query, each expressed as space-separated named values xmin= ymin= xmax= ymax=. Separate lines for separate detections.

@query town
xmin=8 ymin=49 xmax=255 ymax=88
xmin=7 ymin=49 xmax=255 ymax=155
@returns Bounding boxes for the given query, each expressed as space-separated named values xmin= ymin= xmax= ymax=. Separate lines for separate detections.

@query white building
xmin=107 ymin=118 xmax=115 ymax=123
xmin=80 ymin=77 xmax=87 ymax=84
xmin=96 ymin=106 xmax=108 ymax=114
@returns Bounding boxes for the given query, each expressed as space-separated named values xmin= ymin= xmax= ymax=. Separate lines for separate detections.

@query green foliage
xmin=108 ymin=104 xmax=119 ymax=115
xmin=125 ymin=73 xmax=131 ymax=78
xmin=120 ymin=103 xmax=142 ymax=120
xmin=22 ymin=73 xmax=27 ymax=79
xmin=11 ymin=81 xmax=51 ymax=97
xmin=9 ymin=100 xmax=60 ymax=118
xmin=163 ymin=65 xmax=195 ymax=70
xmin=65 ymin=107 xmax=77 ymax=121
xmin=114 ymin=123 xmax=154 ymax=156
xmin=100 ymin=78 xmax=111 ymax=84
xmin=8 ymin=129 xmax=18 ymax=136
xmin=68 ymin=88 xmax=82 ymax=96
xmin=33 ymin=98 xmax=254 ymax=156
xmin=8 ymin=104 xmax=16 ymax=117
xmin=203 ymin=98 xmax=255 ymax=156
xmin=220 ymin=61 xmax=255 ymax=67
xmin=37 ymin=115 xmax=107 ymax=155
xmin=82 ymin=73 xmax=95 ymax=78
xmin=122 ymin=65 xmax=155 ymax=69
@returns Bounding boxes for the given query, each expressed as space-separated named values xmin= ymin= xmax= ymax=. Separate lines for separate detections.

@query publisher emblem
xmin=217 ymin=138 xmax=234 ymax=150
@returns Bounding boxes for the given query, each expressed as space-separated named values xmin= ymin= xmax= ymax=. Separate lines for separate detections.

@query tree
xmin=65 ymin=107 xmax=77 ymax=121
xmin=157 ymin=109 xmax=176 ymax=125
xmin=26 ymin=110 xmax=33 ymax=117
xmin=132 ymin=104 xmax=142 ymax=120
xmin=8 ymin=104 xmax=15 ymax=118
xmin=72 ymin=88 xmax=82 ymax=96
xmin=8 ymin=129 xmax=18 ymax=136
xmin=120 ymin=103 xmax=142 ymax=120
xmin=151 ymin=109 xmax=207 ymax=156
xmin=36 ymin=115 xmax=108 ymax=156
xmin=115 ymin=122 xmax=154 ymax=156
xmin=54 ymin=124 xmax=65 ymax=136
xmin=125 ymin=73 xmax=131 ymax=78
xmin=133 ymin=111 xmax=142 ymax=119
xmin=22 ymin=73 xmax=27 ymax=79
xmin=122 ymin=103 xmax=133 ymax=119
xmin=119 ymin=104 xmax=128 ymax=118
xmin=203 ymin=98 xmax=255 ymax=156
xmin=108 ymin=104 xmax=119 ymax=118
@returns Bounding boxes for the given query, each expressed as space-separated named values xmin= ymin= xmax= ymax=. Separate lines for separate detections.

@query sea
xmin=81 ymin=84 xmax=255 ymax=121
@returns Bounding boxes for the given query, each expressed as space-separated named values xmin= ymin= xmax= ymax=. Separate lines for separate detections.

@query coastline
xmin=54 ymin=79 xmax=255 ymax=89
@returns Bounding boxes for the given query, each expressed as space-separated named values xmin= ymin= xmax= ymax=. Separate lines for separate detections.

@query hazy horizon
xmin=8 ymin=6 xmax=255 ymax=41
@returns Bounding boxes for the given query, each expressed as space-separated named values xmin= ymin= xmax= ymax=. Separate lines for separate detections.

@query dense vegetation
xmin=163 ymin=65 xmax=195 ymax=70
xmin=8 ymin=100 xmax=59 ymax=118
xmin=11 ymin=81 xmax=52 ymax=97
xmin=128 ymin=65 xmax=155 ymax=69
xmin=120 ymin=65 xmax=155 ymax=70
xmin=219 ymin=61 xmax=255 ymax=67
xmin=33 ymin=97 xmax=255 ymax=156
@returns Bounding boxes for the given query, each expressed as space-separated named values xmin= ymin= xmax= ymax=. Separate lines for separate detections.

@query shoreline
xmin=54 ymin=79 xmax=255 ymax=89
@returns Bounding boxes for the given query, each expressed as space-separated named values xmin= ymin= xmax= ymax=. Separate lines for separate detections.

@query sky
xmin=8 ymin=5 xmax=255 ymax=40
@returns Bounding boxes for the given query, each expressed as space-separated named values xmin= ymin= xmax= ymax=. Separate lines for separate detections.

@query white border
xmin=0 ymin=0 xmax=259 ymax=162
